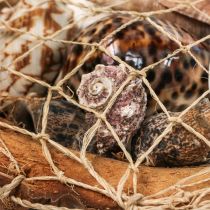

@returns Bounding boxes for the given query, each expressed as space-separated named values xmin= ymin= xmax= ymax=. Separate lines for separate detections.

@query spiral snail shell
xmin=77 ymin=64 xmax=147 ymax=155
xmin=77 ymin=64 xmax=128 ymax=109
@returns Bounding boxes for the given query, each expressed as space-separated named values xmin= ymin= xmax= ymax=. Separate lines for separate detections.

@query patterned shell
xmin=77 ymin=64 xmax=147 ymax=155
xmin=133 ymin=98 xmax=210 ymax=166
xmin=3 ymin=97 xmax=88 ymax=149
xmin=63 ymin=14 xmax=210 ymax=116
xmin=0 ymin=0 xmax=73 ymax=96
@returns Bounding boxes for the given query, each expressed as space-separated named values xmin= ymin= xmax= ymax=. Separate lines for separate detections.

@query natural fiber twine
xmin=0 ymin=0 xmax=209 ymax=209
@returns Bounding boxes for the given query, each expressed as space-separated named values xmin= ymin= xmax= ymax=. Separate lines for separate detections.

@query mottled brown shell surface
xmin=133 ymin=99 xmax=210 ymax=167
xmin=77 ymin=64 xmax=147 ymax=155
xmin=3 ymin=97 xmax=88 ymax=149
xmin=64 ymin=14 xmax=209 ymax=116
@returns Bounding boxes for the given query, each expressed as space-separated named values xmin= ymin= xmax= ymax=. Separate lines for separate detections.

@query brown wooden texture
xmin=0 ymin=128 xmax=209 ymax=209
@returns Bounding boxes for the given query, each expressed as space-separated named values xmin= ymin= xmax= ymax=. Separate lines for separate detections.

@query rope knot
xmin=50 ymin=86 xmax=63 ymax=93
xmin=129 ymin=71 xmax=138 ymax=78
xmin=138 ymin=70 xmax=147 ymax=78
xmin=33 ymin=133 xmax=49 ymax=141
xmin=129 ymin=165 xmax=139 ymax=174
xmin=168 ymin=117 xmax=182 ymax=124
xmin=125 ymin=193 xmax=144 ymax=208
xmin=95 ymin=112 xmax=106 ymax=121
xmin=182 ymin=45 xmax=190 ymax=54
xmin=57 ymin=171 xmax=66 ymax=184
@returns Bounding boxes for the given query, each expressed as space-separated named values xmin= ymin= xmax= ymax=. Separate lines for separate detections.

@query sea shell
xmin=133 ymin=98 xmax=210 ymax=166
xmin=3 ymin=97 xmax=88 ymax=149
xmin=0 ymin=0 xmax=73 ymax=96
xmin=63 ymin=14 xmax=210 ymax=116
xmin=77 ymin=64 xmax=147 ymax=155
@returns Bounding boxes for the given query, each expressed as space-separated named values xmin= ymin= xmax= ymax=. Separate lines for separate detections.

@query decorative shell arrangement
xmin=0 ymin=1 xmax=210 ymax=167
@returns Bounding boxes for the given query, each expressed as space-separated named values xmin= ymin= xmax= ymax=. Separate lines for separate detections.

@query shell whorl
xmin=77 ymin=64 xmax=128 ymax=109
xmin=77 ymin=64 xmax=147 ymax=155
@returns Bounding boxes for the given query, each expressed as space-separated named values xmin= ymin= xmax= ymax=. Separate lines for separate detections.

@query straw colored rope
xmin=0 ymin=0 xmax=209 ymax=209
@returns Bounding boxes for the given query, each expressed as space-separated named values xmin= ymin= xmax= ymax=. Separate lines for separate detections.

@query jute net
xmin=0 ymin=0 xmax=209 ymax=209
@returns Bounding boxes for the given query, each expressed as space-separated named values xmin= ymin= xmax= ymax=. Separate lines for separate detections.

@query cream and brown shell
xmin=0 ymin=0 xmax=73 ymax=96
xmin=133 ymin=98 xmax=210 ymax=166
xmin=77 ymin=64 xmax=147 ymax=155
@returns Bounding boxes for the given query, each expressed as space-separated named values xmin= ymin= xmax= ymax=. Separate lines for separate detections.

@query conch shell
xmin=77 ymin=64 xmax=147 ymax=155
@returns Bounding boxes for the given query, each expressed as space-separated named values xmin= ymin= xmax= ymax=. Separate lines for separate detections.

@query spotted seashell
xmin=133 ymin=98 xmax=210 ymax=166
xmin=0 ymin=0 xmax=73 ymax=96
xmin=77 ymin=64 xmax=147 ymax=155
xmin=64 ymin=14 xmax=210 ymax=116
